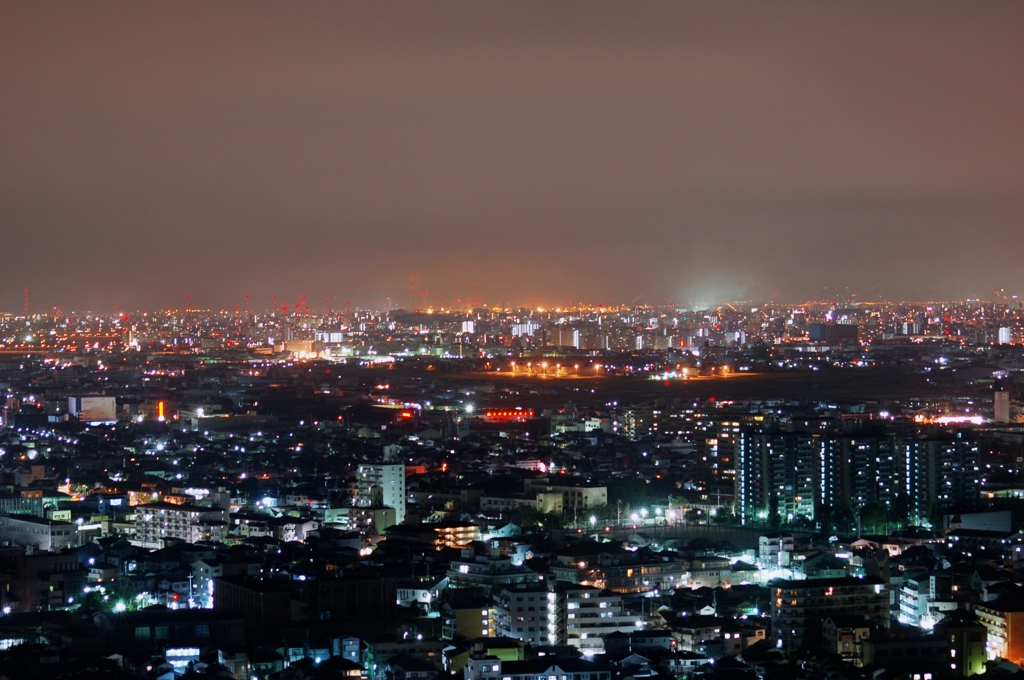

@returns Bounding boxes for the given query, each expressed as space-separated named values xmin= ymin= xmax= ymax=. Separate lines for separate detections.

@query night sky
xmin=2 ymin=2 xmax=1023 ymax=312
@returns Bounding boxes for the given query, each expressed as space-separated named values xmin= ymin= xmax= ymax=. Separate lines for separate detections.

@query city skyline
xmin=3 ymin=288 xmax=1023 ymax=317
xmin=3 ymin=2 xmax=1024 ymax=311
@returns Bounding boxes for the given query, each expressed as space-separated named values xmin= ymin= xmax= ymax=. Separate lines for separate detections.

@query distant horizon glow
xmin=1 ymin=291 xmax=1022 ymax=316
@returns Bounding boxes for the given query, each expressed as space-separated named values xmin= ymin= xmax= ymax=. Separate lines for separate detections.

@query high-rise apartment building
xmin=356 ymin=463 xmax=407 ymax=525
xmin=552 ymin=327 xmax=580 ymax=348
xmin=736 ymin=421 xmax=976 ymax=529
xmin=820 ymin=434 xmax=898 ymax=511
xmin=510 ymin=321 xmax=539 ymax=338
xmin=905 ymin=435 xmax=981 ymax=525
xmin=736 ymin=429 xmax=818 ymax=524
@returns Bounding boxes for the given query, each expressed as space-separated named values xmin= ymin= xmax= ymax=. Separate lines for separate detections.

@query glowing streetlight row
xmin=508 ymin=361 xmax=603 ymax=377
xmin=578 ymin=504 xmax=714 ymax=529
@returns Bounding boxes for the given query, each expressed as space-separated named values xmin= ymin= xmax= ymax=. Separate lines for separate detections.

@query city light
xmin=0 ymin=288 xmax=1017 ymax=652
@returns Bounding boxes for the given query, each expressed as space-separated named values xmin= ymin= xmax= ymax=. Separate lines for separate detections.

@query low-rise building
xmin=759 ymin=534 xmax=794 ymax=568
xmin=449 ymin=550 xmax=537 ymax=590
xmin=0 ymin=550 xmax=84 ymax=612
xmin=860 ymin=635 xmax=949 ymax=673
xmin=556 ymin=584 xmax=639 ymax=653
xmin=687 ymin=556 xmax=732 ymax=589
xmin=362 ymin=637 xmax=445 ymax=680
xmin=0 ymin=513 xmax=79 ymax=551
xmin=324 ymin=506 xmax=397 ymax=534
xmin=386 ymin=522 xmax=481 ymax=550
xmin=468 ymin=658 xmax=610 ymax=680
xmin=398 ymin=576 xmax=448 ymax=611
xmin=771 ymin=576 xmax=887 ymax=652
xmin=522 ymin=479 xmax=607 ymax=513
xmin=90 ymin=607 xmax=246 ymax=653
xmin=592 ymin=558 xmax=687 ymax=593
xmin=442 ymin=601 xmax=496 ymax=640
xmin=822 ymin=616 xmax=871 ymax=666
xmin=976 ymin=592 xmax=1024 ymax=666
xmin=494 ymin=585 xmax=551 ymax=646
xmin=446 ymin=638 xmax=524 ymax=675
xmin=133 ymin=502 xmax=227 ymax=549
xmin=0 ymin=496 xmax=44 ymax=518
xmin=675 ymin=615 xmax=728 ymax=653
xmin=899 ymin=571 xmax=953 ymax=627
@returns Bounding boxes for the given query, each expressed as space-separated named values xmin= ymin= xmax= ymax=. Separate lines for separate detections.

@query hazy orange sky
xmin=2 ymin=2 xmax=1023 ymax=311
